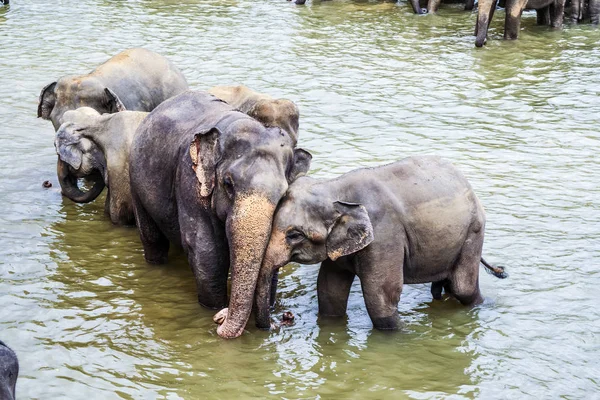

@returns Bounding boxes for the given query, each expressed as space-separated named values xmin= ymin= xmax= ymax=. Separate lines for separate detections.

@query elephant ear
xmin=189 ymin=127 xmax=222 ymax=197
xmin=326 ymin=201 xmax=374 ymax=261
xmin=38 ymin=82 xmax=57 ymax=119
xmin=104 ymin=88 xmax=127 ymax=113
xmin=54 ymin=124 xmax=84 ymax=170
xmin=287 ymin=148 xmax=312 ymax=183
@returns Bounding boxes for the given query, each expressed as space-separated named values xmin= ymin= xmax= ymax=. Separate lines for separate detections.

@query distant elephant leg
xmin=317 ymin=259 xmax=355 ymax=317
xmin=104 ymin=190 xmax=111 ymax=217
xmin=427 ymin=0 xmax=442 ymax=13
xmin=465 ymin=0 xmax=475 ymax=11
xmin=360 ymin=250 xmax=403 ymax=330
xmin=133 ymin=194 xmax=170 ymax=264
xmin=549 ymin=0 xmax=565 ymax=28
xmin=591 ymin=0 xmax=600 ymax=24
xmin=431 ymin=280 xmax=446 ymax=300
xmin=537 ymin=6 xmax=551 ymax=25
xmin=505 ymin=3 xmax=525 ymax=40
xmin=448 ymin=228 xmax=484 ymax=306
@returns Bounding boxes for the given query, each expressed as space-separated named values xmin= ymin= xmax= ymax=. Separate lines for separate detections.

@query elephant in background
xmin=215 ymin=156 xmax=507 ymax=335
xmin=207 ymin=85 xmax=300 ymax=146
xmin=0 ymin=341 xmax=18 ymax=400
xmin=568 ymin=0 xmax=600 ymax=23
xmin=38 ymin=48 xmax=188 ymax=130
xmin=422 ymin=0 xmax=475 ymax=14
xmin=129 ymin=91 xmax=311 ymax=339
xmin=475 ymin=0 xmax=565 ymax=46
xmin=54 ymin=107 xmax=148 ymax=225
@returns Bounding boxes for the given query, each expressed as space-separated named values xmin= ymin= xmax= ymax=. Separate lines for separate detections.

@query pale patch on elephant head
xmin=189 ymin=128 xmax=221 ymax=197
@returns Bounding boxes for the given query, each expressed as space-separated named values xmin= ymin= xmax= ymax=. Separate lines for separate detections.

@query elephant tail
xmin=481 ymin=257 xmax=508 ymax=279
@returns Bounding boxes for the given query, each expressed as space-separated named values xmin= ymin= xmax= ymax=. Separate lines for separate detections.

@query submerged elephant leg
xmin=448 ymin=227 xmax=485 ymax=306
xmin=537 ymin=6 xmax=551 ymax=25
xmin=132 ymin=194 xmax=170 ymax=264
xmin=317 ymin=259 xmax=355 ymax=317
xmin=269 ymin=269 xmax=279 ymax=308
xmin=549 ymin=0 xmax=565 ymax=27
xmin=359 ymin=250 xmax=403 ymax=330
xmin=465 ymin=0 xmax=475 ymax=11
xmin=505 ymin=0 xmax=526 ymax=40
xmin=431 ymin=280 xmax=447 ymax=300
xmin=590 ymin=0 xmax=600 ymax=24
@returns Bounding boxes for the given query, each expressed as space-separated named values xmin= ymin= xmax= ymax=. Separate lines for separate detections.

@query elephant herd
xmin=37 ymin=48 xmax=508 ymax=342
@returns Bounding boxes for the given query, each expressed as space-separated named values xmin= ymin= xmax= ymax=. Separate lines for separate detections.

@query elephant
xmin=129 ymin=90 xmax=312 ymax=339
xmin=422 ymin=0 xmax=475 ymax=14
xmin=54 ymin=107 xmax=148 ymax=225
xmin=207 ymin=85 xmax=300 ymax=146
xmin=38 ymin=48 xmax=188 ymax=131
xmin=475 ymin=0 xmax=565 ymax=46
xmin=0 ymin=341 xmax=18 ymax=400
xmin=568 ymin=0 xmax=600 ymax=23
xmin=215 ymin=156 xmax=507 ymax=335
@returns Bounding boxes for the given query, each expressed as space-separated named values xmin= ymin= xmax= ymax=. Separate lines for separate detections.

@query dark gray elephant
xmin=0 ymin=341 xmax=18 ymax=400
xmin=129 ymin=90 xmax=311 ymax=339
xmin=215 ymin=156 xmax=506 ymax=336
xmin=475 ymin=0 xmax=565 ymax=46
xmin=54 ymin=107 xmax=148 ymax=225
xmin=208 ymin=85 xmax=300 ymax=146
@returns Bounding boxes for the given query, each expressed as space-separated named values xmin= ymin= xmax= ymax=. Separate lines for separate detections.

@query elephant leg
xmin=431 ymin=280 xmax=447 ymax=300
xmin=537 ymin=6 xmax=551 ymax=25
xmin=465 ymin=0 xmax=475 ymax=11
xmin=549 ymin=0 xmax=565 ymax=28
xmin=591 ymin=0 xmax=600 ymax=24
xmin=360 ymin=250 xmax=403 ymax=330
xmin=317 ymin=259 xmax=355 ymax=317
xmin=448 ymin=228 xmax=484 ymax=306
xmin=505 ymin=3 xmax=525 ymax=40
xmin=132 ymin=195 xmax=170 ymax=265
xmin=427 ymin=0 xmax=442 ymax=13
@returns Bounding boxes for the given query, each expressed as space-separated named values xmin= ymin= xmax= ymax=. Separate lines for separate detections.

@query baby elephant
xmin=208 ymin=85 xmax=300 ymax=145
xmin=54 ymin=107 xmax=148 ymax=225
xmin=247 ymin=155 xmax=507 ymax=331
xmin=0 ymin=341 xmax=18 ymax=400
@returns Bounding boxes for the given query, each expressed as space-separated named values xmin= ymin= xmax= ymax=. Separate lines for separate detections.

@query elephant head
xmin=38 ymin=78 xmax=125 ymax=130
xmin=215 ymin=176 xmax=374 ymax=331
xmin=247 ymin=99 xmax=300 ymax=146
xmin=54 ymin=108 xmax=107 ymax=203
xmin=191 ymin=116 xmax=312 ymax=338
xmin=0 ymin=341 xmax=18 ymax=400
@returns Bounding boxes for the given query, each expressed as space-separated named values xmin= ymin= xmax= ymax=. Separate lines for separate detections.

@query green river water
xmin=0 ymin=0 xmax=599 ymax=398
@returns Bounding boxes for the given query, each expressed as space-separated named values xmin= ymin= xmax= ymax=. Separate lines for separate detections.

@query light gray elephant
xmin=38 ymin=48 xmax=188 ymax=130
xmin=54 ymin=107 xmax=148 ymax=225
xmin=208 ymin=85 xmax=300 ymax=146
xmin=215 ymin=156 xmax=507 ymax=337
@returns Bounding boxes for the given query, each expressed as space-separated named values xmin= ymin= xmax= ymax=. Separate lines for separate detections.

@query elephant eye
xmin=286 ymin=229 xmax=305 ymax=242
xmin=223 ymin=175 xmax=234 ymax=198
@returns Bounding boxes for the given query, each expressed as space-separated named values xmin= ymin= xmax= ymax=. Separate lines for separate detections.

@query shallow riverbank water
xmin=1 ymin=0 xmax=599 ymax=398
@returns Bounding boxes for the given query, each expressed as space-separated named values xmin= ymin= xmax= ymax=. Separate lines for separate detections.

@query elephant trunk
xmin=57 ymin=158 xmax=105 ymax=203
xmin=254 ymin=264 xmax=276 ymax=330
xmin=216 ymin=193 xmax=277 ymax=339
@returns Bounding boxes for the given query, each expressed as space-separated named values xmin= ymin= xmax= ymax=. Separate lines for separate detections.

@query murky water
xmin=1 ymin=0 xmax=599 ymax=398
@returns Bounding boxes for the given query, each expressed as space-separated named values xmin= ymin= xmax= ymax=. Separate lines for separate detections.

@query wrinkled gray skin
xmin=475 ymin=0 xmax=565 ymax=46
xmin=38 ymin=48 xmax=188 ymax=203
xmin=129 ymin=91 xmax=311 ymax=339
xmin=569 ymin=0 xmax=600 ymax=23
xmin=54 ymin=107 xmax=148 ymax=225
xmin=208 ymin=85 xmax=300 ymax=146
xmin=227 ymin=156 xmax=507 ymax=334
xmin=0 ymin=341 xmax=18 ymax=400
